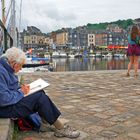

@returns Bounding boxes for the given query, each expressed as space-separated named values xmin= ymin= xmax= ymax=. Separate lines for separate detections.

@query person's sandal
xmin=126 ymin=72 xmax=130 ymax=77
xmin=134 ymin=74 xmax=138 ymax=78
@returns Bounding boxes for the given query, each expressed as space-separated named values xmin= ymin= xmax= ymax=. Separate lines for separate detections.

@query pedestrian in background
xmin=126 ymin=25 xmax=140 ymax=77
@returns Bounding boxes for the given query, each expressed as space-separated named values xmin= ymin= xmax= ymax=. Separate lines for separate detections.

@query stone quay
xmin=15 ymin=70 xmax=140 ymax=140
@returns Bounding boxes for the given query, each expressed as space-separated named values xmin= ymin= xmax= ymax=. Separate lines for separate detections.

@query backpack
xmin=15 ymin=113 xmax=41 ymax=131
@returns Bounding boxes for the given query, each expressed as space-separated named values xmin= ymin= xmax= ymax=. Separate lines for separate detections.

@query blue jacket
xmin=0 ymin=57 xmax=24 ymax=106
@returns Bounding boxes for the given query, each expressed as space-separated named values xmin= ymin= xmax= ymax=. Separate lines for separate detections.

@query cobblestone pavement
xmin=16 ymin=70 xmax=140 ymax=140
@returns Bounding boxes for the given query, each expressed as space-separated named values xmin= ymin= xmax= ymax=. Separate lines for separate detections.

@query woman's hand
xmin=21 ymin=84 xmax=30 ymax=95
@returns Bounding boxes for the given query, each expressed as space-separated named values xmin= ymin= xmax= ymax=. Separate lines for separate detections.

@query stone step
xmin=0 ymin=119 xmax=14 ymax=140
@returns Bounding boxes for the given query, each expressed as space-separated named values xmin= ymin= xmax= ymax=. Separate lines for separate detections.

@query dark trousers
xmin=0 ymin=90 xmax=61 ymax=125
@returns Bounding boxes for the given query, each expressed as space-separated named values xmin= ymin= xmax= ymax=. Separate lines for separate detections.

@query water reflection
xmin=51 ymin=57 xmax=129 ymax=72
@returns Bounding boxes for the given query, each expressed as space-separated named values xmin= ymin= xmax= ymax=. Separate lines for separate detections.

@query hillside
xmin=87 ymin=19 xmax=134 ymax=30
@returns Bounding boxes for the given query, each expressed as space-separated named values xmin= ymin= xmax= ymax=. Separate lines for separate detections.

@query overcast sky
xmin=2 ymin=0 xmax=140 ymax=33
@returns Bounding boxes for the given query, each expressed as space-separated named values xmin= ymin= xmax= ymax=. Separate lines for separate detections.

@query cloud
xmin=3 ymin=0 xmax=140 ymax=33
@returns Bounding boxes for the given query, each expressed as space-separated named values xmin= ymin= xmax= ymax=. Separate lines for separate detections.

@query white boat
xmin=44 ymin=54 xmax=50 ymax=59
xmin=113 ymin=53 xmax=124 ymax=58
xmin=89 ymin=54 xmax=95 ymax=57
xmin=52 ymin=51 xmax=67 ymax=58
xmin=95 ymin=53 xmax=102 ymax=58
xmin=69 ymin=54 xmax=75 ymax=58
xmin=52 ymin=52 xmax=60 ymax=58
xmin=20 ymin=66 xmax=49 ymax=73
xmin=102 ymin=54 xmax=106 ymax=58
xmin=106 ymin=53 xmax=112 ymax=58
xmin=74 ymin=53 xmax=83 ymax=58
xmin=59 ymin=52 xmax=67 ymax=58
xmin=26 ymin=58 xmax=33 ymax=64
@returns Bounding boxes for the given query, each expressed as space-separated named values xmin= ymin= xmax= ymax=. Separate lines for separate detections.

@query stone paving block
xmin=16 ymin=71 xmax=140 ymax=140
xmin=0 ymin=118 xmax=11 ymax=125
xmin=99 ymin=130 xmax=118 ymax=138
xmin=0 ymin=125 xmax=9 ymax=140
xmin=0 ymin=119 xmax=13 ymax=140
xmin=108 ymin=124 xmax=127 ymax=134
xmin=61 ymin=105 xmax=74 ymax=109
xmin=128 ymin=133 xmax=140 ymax=140
xmin=17 ymin=131 xmax=88 ymax=140
xmin=94 ymin=113 xmax=111 ymax=119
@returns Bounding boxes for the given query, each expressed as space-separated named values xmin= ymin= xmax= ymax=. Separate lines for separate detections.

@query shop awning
xmin=107 ymin=45 xmax=128 ymax=49
xmin=98 ymin=46 xmax=107 ymax=49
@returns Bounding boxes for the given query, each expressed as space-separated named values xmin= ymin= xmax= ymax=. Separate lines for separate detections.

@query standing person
xmin=126 ymin=25 xmax=140 ymax=77
xmin=0 ymin=47 xmax=80 ymax=139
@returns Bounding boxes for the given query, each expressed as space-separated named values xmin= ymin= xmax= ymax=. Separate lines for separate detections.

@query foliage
xmin=19 ymin=75 xmax=24 ymax=85
xmin=12 ymin=124 xmax=19 ymax=140
xmin=87 ymin=19 xmax=134 ymax=30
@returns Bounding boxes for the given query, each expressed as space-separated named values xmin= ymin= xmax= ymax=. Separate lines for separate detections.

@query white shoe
xmin=54 ymin=125 xmax=80 ymax=138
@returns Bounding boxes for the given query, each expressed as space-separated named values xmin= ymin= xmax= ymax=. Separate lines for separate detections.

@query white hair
xmin=3 ymin=47 xmax=26 ymax=64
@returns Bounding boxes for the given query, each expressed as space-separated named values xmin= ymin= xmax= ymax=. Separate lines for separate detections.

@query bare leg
xmin=53 ymin=119 xmax=80 ymax=138
xmin=134 ymin=56 xmax=139 ymax=76
xmin=127 ymin=56 xmax=134 ymax=75
xmin=53 ymin=119 xmax=64 ymax=129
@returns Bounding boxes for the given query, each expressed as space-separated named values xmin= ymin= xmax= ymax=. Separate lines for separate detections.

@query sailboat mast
xmin=1 ymin=0 xmax=6 ymax=25
xmin=18 ymin=0 xmax=22 ymax=49
xmin=10 ymin=0 xmax=17 ymax=47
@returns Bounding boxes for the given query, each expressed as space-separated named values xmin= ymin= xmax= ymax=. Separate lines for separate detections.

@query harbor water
xmin=51 ymin=57 xmax=129 ymax=72
xmin=22 ymin=57 xmax=131 ymax=72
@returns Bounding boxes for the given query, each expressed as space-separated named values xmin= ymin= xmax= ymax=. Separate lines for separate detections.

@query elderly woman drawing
xmin=0 ymin=47 xmax=80 ymax=138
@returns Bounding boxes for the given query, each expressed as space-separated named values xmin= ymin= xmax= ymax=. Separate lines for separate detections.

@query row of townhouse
xmin=20 ymin=21 xmax=140 ymax=52
xmin=20 ymin=26 xmax=53 ymax=51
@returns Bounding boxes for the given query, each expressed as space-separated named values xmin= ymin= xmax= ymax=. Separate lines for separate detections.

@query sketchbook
xmin=24 ymin=78 xmax=50 ymax=97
